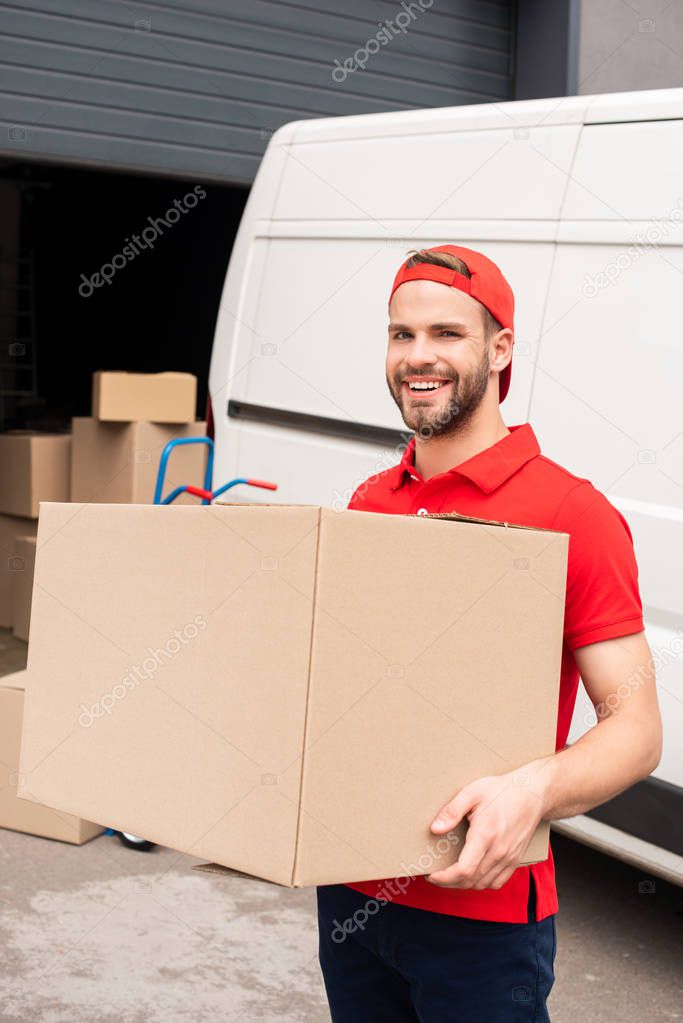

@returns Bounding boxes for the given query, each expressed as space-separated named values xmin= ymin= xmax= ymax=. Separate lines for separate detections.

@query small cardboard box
xmin=92 ymin=371 xmax=197 ymax=423
xmin=0 ymin=514 xmax=38 ymax=628
xmin=70 ymin=418 xmax=208 ymax=505
xmin=0 ymin=671 xmax=104 ymax=844
xmin=10 ymin=536 xmax=36 ymax=642
xmin=0 ymin=432 xmax=71 ymax=518
xmin=18 ymin=503 xmax=568 ymax=886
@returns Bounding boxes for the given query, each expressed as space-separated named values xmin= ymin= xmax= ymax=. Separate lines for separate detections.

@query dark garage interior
xmin=0 ymin=162 xmax=248 ymax=431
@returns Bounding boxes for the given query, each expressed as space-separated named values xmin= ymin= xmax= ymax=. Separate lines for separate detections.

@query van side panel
xmin=211 ymin=103 xmax=585 ymax=502
xmin=531 ymin=116 xmax=683 ymax=793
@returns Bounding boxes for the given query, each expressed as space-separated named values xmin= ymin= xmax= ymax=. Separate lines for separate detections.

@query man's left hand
xmin=426 ymin=766 xmax=547 ymax=891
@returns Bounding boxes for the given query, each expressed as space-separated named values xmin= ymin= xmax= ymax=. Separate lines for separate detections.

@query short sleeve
xmin=552 ymin=482 xmax=645 ymax=651
xmin=347 ymin=486 xmax=364 ymax=511
xmin=346 ymin=473 xmax=384 ymax=511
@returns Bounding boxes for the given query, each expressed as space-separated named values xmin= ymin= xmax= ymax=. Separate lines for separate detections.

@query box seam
xmin=290 ymin=506 xmax=322 ymax=887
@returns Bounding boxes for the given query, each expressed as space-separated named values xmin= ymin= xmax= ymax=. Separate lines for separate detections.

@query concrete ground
xmin=1 ymin=829 xmax=682 ymax=1022
xmin=0 ymin=830 xmax=328 ymax=1022
xmin=2 ymin=631 xmax=682 ymax=1021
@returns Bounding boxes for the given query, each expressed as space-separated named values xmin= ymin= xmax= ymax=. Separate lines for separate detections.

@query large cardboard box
xmin=0 ymin=432 xmax=71 ymax=517
xmin=70 ymin=418 xmax=208 ymax=504
xmin=0 ymin=671 xmax=104 ymax=844
xmin=11 ymin=536 xmax=36 ymax=642
xmin=18 ymin=503 xmax=569 ymax=886
xmin=0 ymin=514 xmax=38 ymax=628
xmin=93 ymin=371 xmax=197 ymax=423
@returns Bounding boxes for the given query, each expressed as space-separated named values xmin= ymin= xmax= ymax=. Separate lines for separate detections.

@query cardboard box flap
xmin=192 ymin=862 xmax=280 ymax=885
xmin=408 ymin=509 xmax=567 ymax=533
xmin=215 ymin=502 xmax=319 ymax=508
xmin=0 ymin=669 xmax=29 ymax=691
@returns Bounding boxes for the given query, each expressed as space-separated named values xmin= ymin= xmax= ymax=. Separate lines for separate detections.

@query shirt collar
xmin=388 ymin=424 xmax=541 ymax=495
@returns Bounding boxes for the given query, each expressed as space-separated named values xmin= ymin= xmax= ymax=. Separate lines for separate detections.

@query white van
xmin=208 ymin=86 xmax=683 ymax=884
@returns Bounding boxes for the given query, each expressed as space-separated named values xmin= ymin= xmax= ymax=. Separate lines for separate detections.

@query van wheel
xmin=117 ymin=831 xmax=155 ymax=852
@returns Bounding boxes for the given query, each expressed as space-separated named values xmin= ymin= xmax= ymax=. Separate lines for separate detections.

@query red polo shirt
xmin=344 ymin=423 xmax=644 ymax=923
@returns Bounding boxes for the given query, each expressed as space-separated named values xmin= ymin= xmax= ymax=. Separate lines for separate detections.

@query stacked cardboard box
xmin=71 ymin=371 xmax=206 ymax=506
xmin=92 ymin=371 xmax=196 ymax=423
xmin=1 ymin=371 xmax=200 ymax=846
xmin=0 ymin=432 xmax=71 ymax=639
xmin=2 ymin=372 xmax=203 ymax=643
xmin=0 ymin=670 xmax=104 ymax=843
xmin=10 ymin=537 xmax=36 ymax=642
xmin=70 ymin=418 xmax=208 ymax=504
xmin=0 ymin=515 xmax=37 ymax=630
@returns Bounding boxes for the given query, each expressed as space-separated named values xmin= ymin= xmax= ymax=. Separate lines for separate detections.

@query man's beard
xmin=387 ymin=350 xmax=490 ymax=440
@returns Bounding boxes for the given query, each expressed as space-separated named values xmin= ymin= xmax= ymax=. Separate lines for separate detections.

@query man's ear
xmin=489 ymin=328 xmax=514 ymax=374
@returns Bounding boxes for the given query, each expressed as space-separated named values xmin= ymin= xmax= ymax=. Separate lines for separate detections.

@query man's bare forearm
xmin=528 ymin=712 xmax=662 ymax=822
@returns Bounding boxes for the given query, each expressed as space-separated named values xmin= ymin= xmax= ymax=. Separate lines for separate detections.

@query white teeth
xmin=407 ymin=381 xmax=445 ymax=390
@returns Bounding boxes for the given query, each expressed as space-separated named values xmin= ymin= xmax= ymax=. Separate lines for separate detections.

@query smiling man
xmin=315 ymin=245 xmax=662 ymax=1022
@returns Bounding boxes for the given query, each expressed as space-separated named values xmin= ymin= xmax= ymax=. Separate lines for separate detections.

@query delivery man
xmin=316 ymin=245 xmax=663 ymax=1022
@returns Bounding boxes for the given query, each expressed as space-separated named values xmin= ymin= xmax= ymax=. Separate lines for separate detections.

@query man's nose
xmin=405 ymin=335 xmax=438 ymax=365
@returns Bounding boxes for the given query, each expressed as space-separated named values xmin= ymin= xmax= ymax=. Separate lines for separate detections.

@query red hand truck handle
xmin=247 ymin=479 xmax=278 ymax=490
xmin=186 ymin=486 xmax=214 ymax=501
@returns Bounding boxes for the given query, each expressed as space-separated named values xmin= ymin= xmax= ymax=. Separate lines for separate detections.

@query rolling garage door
xmin=0 ymin=0 xmax=516 ymax=184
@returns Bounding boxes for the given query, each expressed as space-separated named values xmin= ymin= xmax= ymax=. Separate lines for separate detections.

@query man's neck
xmin=413 ymin=409 xmax=511 ymax=481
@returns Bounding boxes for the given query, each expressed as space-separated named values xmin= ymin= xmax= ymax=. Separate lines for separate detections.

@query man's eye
xmin=440 ymin=330 xmax=459 ymax=337
xmin=395 ymin=331 xmax=411 ymax=340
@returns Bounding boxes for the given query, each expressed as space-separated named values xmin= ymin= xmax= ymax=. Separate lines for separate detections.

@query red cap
xmin=389 ymin=244 xmax=515 ymax=403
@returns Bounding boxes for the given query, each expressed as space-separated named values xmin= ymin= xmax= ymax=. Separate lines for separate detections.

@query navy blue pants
xmin=316 ymin=878 xmax=556 ymax=1022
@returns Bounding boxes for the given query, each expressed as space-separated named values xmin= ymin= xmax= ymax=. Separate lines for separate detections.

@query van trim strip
xmin=586 ymin=775 xmax=683 ymax=857
xmin=227 ymin=399 xmax=412 ymax=448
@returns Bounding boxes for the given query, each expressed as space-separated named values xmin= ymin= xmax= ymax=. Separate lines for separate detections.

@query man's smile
xmin=402 ymin=377 xmax=454 ymax=397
